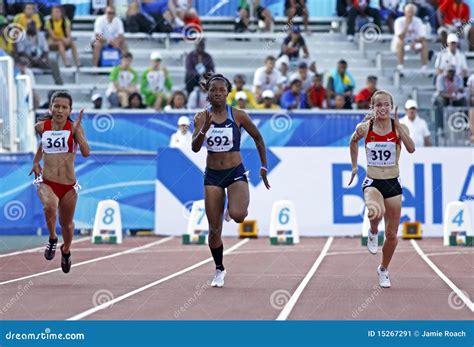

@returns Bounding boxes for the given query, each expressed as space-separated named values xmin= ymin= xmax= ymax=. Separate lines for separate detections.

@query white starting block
xmin=92 ymin=200 xmax=123 ymax=244
xmin=183 ymin=200 xmax=208 ymax=245
xmin=269 ymin=200 xmax=299 ymax=245
xmin=444 ymin=201 xmax=473 ymax=246
xmin=361 ymin=207 xmax=385 ymax=246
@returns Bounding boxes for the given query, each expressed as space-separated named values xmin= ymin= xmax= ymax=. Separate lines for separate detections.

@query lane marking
xmin=0 ymin=237 xmax=89 ymax=258
xmin=276 ymin=237 xmax=334 ymax=320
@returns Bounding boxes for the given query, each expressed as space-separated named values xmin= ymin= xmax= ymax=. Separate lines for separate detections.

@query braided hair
xmin=200 ymin=73 xmax=232 ymax=93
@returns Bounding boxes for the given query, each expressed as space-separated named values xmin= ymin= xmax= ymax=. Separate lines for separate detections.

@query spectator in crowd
xmin=13 ymin=3 xmax=41 ymax=31
xmin=16 ymin=20 xmax=63 ymax=85
xmin=91 ymin=0 xmax=108 ymax=15
xmin=141 ymin=51 xmax=172 ymax=110
xmin=169 ymin=116 xmax=192 ymax=149
xmin=333 ymin=94 xmax=346 ymax=109
xmin=379 ymin=0 xmax=403 ymax=34
xmin=0 ymin=16 xmax=14 ymax=56
xmin=141 ymin=0 xmax=174 ymax=32
xmin=91 ymin=93 xmax=103 ymax=109
xmin=412 ymin=0 xmax=439 ymax=32
xmin=253 ymin=55 xmax=284 ymax=101
xmin=45 ymin=5 xmax=80 ymax=67
xmin=306 ymin=73 xmax=327 ymax=109
xmin=235 ymin=91 xmax=250 ymax=109
xmin=435 ymin=33 xmax=468 ymax=78
xmin=290 ymin=61 xmax=314 ymax=91
xmin=227 ymin=74 xmax=258 ymax=108
xmin=434 ymin=65 xmax=467 ymax=129
xmin=355 ymin=75 xmax=378 ymax=109
xmin=236 ymin=0 xmax=273 ymax=33
xmin=16 ymin=55 xmax=39 ymax=109
xmin=255 ymin=90 xmax=280 ymax=109
xmin=92 ymin=6 xmax=128 ymax=67
xmin=400 ymin=99 xmax=432 ymax=147
xmin=468 ymin=73 xmax=474 ymax=142
xmin=106 ymin=52 xmax=138 ymax=108
xmin=285 ymin=0 xmax=309 ymax=34
xmin=125 ymin=0 xmax=154 ymax=33
xmin=164 ymin=90 xmax=188 ymax=111
xmin=168 ymin=0 xmax=193 ymax=26
xmin=126 ymin=92 xmax=147 ymax=109
xmin=275 ymin=54 xmax=290 ymax=88
xmin=188 ymin=83 xmax=208 ymax=109
xmin=280 ymin=25 xmax=309 ymax=62
xmin=280 ymin=78 xmax=307 ymax=109
xmin=345 ymin=0 xmax=382 ymax=42
xmin=327 ymin=59 xmax=355 ymax=109
xmin=184 ymin=39 xmax=215 ymax=95
xmin=438 ymin=0 xmax=474 ymax=51
xmin=391 ymin=4 xmax=429 ymax=72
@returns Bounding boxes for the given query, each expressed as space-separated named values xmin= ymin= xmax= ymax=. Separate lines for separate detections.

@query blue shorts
xmin=204 ymin=163 xmax=248 ymax=189
xmin=142 ymin=0 xmax=168 ymax=15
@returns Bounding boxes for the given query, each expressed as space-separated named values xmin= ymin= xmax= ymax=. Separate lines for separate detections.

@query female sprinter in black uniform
xmin=192 ymin=73 xmax=271 ymax=287
xmin=29 ymin=91 xmax=90 ymax=273
xmin=349 ymin=90 xmax=415 ymax=288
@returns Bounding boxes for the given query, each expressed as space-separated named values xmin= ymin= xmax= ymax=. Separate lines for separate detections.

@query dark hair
xmin=170 ymin=90 xmax=188 ymax=108
xmin=50 ymin=91 xmax=73 ymax=108
xmin=367 ymin=75 xmax=377 ymax=82
xmin=338 ymin=59 xmax=347 ymax=65
xmin=127 ymin=92 xmax=145 ymax=108
xmin=123 ymin=52 xmax=133 ymax=59
xmin=265 ymin=55 xmax=276 ymax=63
xmin=200 ymin=73 xmax=232 ymax=93
xmin=233 ymin=74 xmax=246 ymax=83
xmin=49 ymin=6 xmax=67 ymax=38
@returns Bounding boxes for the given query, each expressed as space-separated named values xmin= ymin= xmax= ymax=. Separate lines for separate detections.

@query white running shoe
xmin=377 ymin=265 xmax=391 ymax=288
xmin=211 ymin=269 xmax=226 ymax=288
xmin=367 ymin=229 xmax=378 ymax=255
xmin=224 ymin=208 xmax=232 ymax=222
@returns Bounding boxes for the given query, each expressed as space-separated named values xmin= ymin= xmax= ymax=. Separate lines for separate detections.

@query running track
xmin=0 ymin=236 xmax=472 ymax=320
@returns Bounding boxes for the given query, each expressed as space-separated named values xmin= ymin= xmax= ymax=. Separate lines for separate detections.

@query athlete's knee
xmin=43 ymin=204 xmax=57 ymax=217
xmin=385 ymin=232 xmax=398 ymax=242
xmin=60 ymin=221 xmax=74 ymax=231
xmin=230 ymin=209 xmax=247 ymax=223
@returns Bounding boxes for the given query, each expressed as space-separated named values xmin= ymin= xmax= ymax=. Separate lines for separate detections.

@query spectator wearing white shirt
xmin=169 ymin=116 xmax=192 ymax=149
xmin=253 ymin=56 xmax=283 ymax=102
xmin=391 ymin=4 xmax=428 ymax=72
xmin=188 ymin=84 xmax=208 ymax=109
xmin=435 ymin=33 xmax=468 ymax=78
xmin=290 ymin=61 xmax=314 ymax=91
xmin=400 ymin=99 xmax=431 ymax=147
xmin=92 ymin=6 xmax=128 ymax=66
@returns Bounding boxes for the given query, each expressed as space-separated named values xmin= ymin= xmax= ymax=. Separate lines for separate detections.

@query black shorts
xmin=285 ymin=0 xmax=306 ymax=16
xmin=362 ymin=177 xmax=402 ymax=199
xmin=204 ymin=163 xmax=248 ymax=189
xmin=238 ymin=6 xmax=266 ymax=20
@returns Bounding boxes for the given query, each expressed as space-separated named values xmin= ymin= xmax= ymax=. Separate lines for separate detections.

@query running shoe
xmin=224 ymin=208 xmax=232 ymax=222
xmin=60 ymin=244 xmax=71 ymax=274
xmin=44 ymin=238 xmax=58 ymax=260
xmin=211 ymin=269 xmax=226 ymax=288
xmin=367 ymin=229 xmax=378 ymax=255
xmin=377 ymin=265 xmax=391 ymax=288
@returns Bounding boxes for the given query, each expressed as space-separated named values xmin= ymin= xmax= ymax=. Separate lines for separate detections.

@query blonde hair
xmin=364 ymin=90 xmax=394 ymax=122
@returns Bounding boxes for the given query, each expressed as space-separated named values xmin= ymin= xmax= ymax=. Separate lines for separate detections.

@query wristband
xmin=200 ymin=129 xmax=206 ymax=135
xmin=260 ymin=166 xmax=268 ymax=172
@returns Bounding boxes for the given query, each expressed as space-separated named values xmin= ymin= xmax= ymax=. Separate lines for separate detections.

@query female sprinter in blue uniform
xmin=29 ymin=91 xmax=90 ymax=273
xmin=349 ymin=90 xmax=415 ymax=288
xmin=192 ymin=73 xmax=271 ymax=287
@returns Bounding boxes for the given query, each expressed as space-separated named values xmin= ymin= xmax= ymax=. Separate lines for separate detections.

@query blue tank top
xmin=205 ymin=105 xmax=241 ymax=153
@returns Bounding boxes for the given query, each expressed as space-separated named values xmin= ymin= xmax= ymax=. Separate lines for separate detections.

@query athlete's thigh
xmin=58 ymin=189 xmax=78 ymax=225
xmin=383 ymin=194 xmax=402 ymax=235
xmin=37 ymin=183 xmax=59 ymax=209
xmin=363 ymin=187 xmax=385 ymax=215
xmin=204 ymin=185 xmax=226 ymax=227
xmin=227 ymin=181 xmax=249 ymax=213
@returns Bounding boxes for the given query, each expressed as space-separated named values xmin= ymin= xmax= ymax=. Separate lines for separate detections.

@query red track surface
xmin=0 ymin=236 xmax=472 ymax=320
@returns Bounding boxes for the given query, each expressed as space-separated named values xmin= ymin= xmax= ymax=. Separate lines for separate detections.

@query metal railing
xmin=0 ymin=56 xmax=17 ymax=152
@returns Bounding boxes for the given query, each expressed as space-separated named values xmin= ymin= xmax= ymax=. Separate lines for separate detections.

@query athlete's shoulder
xmin=34 ymin=120 xmax=46 ymax=134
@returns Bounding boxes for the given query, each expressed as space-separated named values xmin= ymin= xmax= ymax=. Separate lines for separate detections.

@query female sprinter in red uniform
xmin=29 ymin=91 xmax=90 ymax=273
xmin=349 ymin=90 xmax=415 ymax=288
xmin=192 ymin=73 xmax=271 ymax=287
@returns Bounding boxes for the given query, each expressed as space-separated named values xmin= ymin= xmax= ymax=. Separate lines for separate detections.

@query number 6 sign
xmin=269 ymin=200 xmax=300 ymax=244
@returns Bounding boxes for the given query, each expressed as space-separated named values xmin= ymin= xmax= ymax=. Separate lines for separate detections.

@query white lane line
xmin=67 ymin=238 xmax=250 ymax=321
xmin=0 ymin=237 xmax=174 ymax=286
xmin=277 ymin=236 xmax=334 ymax=321
xmin=326 ymin=249 xmax=413 ymax=256
xmin=0 ymin=237 xmax=90 ymax=258
xmin=411 ymin=240 xmax=473 ymax=312
xmin=425 ymin=251 xmax=473 ymax=257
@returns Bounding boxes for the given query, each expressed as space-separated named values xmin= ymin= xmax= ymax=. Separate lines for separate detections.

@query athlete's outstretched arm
xmin=349 ymin=122 xmax=369 ymax=186
xmin=73 ymin=110 xmax=90 ymax=157
xmin=393 ymin=107 xmax=415 ymax=153
xmin=236 ymin=110 xmax=271 ymax=189
xmin=191 ymin=110 xmax=211 ymax=152
xmin=29 ymin=122 xmax=45 ymax=178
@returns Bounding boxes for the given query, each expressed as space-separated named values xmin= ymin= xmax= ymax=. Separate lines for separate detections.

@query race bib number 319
xmin=366 ymin=142 xmax=396 ymax=166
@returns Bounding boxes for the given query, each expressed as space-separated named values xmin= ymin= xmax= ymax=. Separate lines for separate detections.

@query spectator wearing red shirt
xmin=438 ymin=0 xmax=474 ymax=51
xmin=355 ymin=75 xmax=378 ymax=109
xmin=306 ymin=74 xmax=327 ymax=109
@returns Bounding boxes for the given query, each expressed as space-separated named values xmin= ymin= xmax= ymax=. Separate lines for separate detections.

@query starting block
xmin=444 ymin=201 xmax=473 ymax=246
xmin=269 ymin=200 xmax=299 ymax=245
xmin=92 ymin=200 xmax=123 ymax=244
xmin=361 ymin=207 xmax=385 ymax=246
xmin=183 ymin=200 xmax=209 ymax=245
xmin=239 ymin=220 xmax=258 ymax=238
xmin=402 ymin=221 xmax=422 ymax=239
